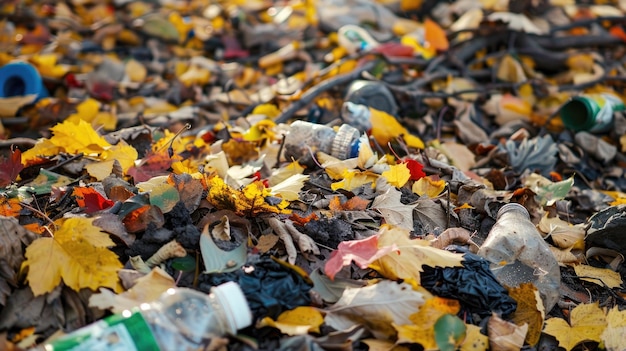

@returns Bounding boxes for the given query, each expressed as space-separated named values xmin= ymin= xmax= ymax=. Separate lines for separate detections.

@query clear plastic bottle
xmin=37 ymin=282 xmax=252 ymax=351
xmin=283 ymin=120 xmax=361 ymax=166
xmin=477 ymin=203 xmax=561 ymax=311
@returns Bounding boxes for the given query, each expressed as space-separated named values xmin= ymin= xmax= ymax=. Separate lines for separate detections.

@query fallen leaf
xmin=370 ymin=225 xmax=464 ymax=284
xmin=257 ymin=306 xmax=324 ymax=335
xmin=331 ymin=170 xmax=377 ymax=192
xmin=543 ymin=302 xmax=606 ymax=351
xmin=88 ymin=267 xmax=175 ymax=313
xmin=270 ymin=174 xmax=309 ymax=201
xmin=0 ymin=148 xmax=24 ymax=188
xmin=602 ymin=306 xmax=626 ymax=351
xmin=434 ymin=314 xmax=466 ymax=351
xmin=324 ymin=234 xmax=398 ymax=280
xmin=412 ymin=176 xmax=446 ymax=198
xmin=23 ymin=217 xmax=123 ymax=296
xmin=488 ymin=312 xmax=528 ymax=351
xmin=371 ymin=185 xmax=415 ymax=231
xmin=395 ymin=296 xmax=461 ymax=349
xmin=524 ymin=173 xmax=574 ymax=206
xmin=381 ymin=163 xmax=411 ymax=188
xmin=573 ymin=265 xmax=623 ymax=289
xmin=72 ymin=187 xmax=115 ymax=214
xmin=424 ymin=18 xmax=449 ymax=52
xmin=460 ymin=324 xmax=489 ymax=351
xmin=309 ymin=269 xmax=366 ymax=304
xmin=369 ymin=108 xmax=424 ymax=149
xmin=507 ymin=283 xmax=545 ymax=346
xmin=538 ymin=213 xmax=585 ymax=249
xmin=325 ymin=281 xmax=424 ymax=340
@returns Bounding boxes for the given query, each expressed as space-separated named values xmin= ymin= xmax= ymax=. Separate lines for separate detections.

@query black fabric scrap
xmin=420 ymin=248 xmax=517 ymax=319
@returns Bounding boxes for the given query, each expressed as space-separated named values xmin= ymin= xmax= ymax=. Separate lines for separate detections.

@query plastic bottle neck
xmin=496 ymin=203 xmax=530 ymax=221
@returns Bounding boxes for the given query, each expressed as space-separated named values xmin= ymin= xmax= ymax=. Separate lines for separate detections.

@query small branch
xmin=284 ymin=219 xmax=320 ymax=256
xmin=0 ymin=138 xmax=37 ymax=148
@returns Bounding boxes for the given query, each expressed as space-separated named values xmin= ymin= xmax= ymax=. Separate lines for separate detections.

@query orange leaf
xmin=424 ymin=18 xmax=449 ymax=51
xmin=343 ymin=196 xmax=370 ymax=211
xmin=0 ymin=197 xmax=21 ymax=217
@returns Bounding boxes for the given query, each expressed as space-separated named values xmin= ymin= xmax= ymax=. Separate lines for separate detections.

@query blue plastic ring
xmin=0 ymin=62 xmax=48 ymax=100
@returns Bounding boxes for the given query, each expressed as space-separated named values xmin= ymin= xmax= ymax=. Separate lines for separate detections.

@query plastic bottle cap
xmin=496 ymin=203 xmax=529 ymax=220
xmin=212 ymin=282 xmax=253 ymax=332
xmin=331 ymin=124 xmax=360 ymax=160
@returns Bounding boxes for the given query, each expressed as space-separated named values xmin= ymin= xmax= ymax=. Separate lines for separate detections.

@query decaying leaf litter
xmin=1 ymin=0 xmax=626 ymax=350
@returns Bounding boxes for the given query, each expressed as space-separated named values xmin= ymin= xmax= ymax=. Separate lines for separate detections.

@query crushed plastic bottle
xmin=36 ymin=282 xmax=252 ymax=351
xmin=477 ymin=203 xmax=561 ymax=312
xmin=283 ymin=120 xmax=361 ymax=166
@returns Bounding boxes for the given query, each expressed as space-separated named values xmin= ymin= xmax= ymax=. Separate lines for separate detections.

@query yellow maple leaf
xmin=257 ymin=306 xmax=324 ymax=335
xmin=602 ymin=306 xmax=626 ymax=351
xmin=331 ymin=169 xmax=377 ymax=192
xmin=412 ymin=176 xmax=446 ymax=198
xmin=65 ymin=98 xmax=117 ymax=131
xmin=381 ymin=163 xmax=411 ymax=188
xmin=395 ymin=296 xmax=461 ymax=349
xmin=543 ymin=302 xmax=606 ymax=351
xmin=369 ymin=108 xmax=424 ymax=149
xmin=101 ymin=140 xmax=138 ymax=173
xmin=22 ymin=217 xmax=123 ymax=296
xmin=370 ymin=225 xmax=464 ymax=284
xmin=507 ymin=283 xmax=545 ymax=346
xmin=49 ymin=119 xmax=111 ymax=154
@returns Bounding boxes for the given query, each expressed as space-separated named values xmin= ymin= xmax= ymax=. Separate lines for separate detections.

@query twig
xmin=0 ymin=138 xmax=37 ymax=148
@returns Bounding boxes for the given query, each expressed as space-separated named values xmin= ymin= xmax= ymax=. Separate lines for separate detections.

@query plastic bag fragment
xmin=199 ymin=255 xmax=313 ymax=320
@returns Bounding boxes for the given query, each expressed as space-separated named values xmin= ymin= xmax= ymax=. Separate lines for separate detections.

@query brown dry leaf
xmin=371 ymin=186 xmax=416 ymax=231
xmin=487 ymin=312 xmax=528 ymax=351
xmin=550 ymin=246 xmax=582 ymax=264
xmin=573 ymin=265 xmax=623 ymax=289
xmin=88 ymin=267 xmax=176 ymax=313
xmin=371 ymin=225 xmax=464 ymax=284
xmin=0 ymin=217 xmax=37 ymax=303
xmin=602 ymin=306 xmax=626 ymax=351
xmin=256 ymin=233 xmax=280 ymax=253
xmin=497 ymin=54 xmax=527 ymax=83
xmin=507 ymin=283 xmax=545 ymax=346
xmin=538 ymin=214 xmax=585 ymax=249
xmin=543 ymin=302 xmax=606 ymax=351
xmin=324 ymin=281 xmax=424 ymax=340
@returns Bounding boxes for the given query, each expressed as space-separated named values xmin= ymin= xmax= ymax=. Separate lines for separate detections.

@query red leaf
xmin=0 ymin=148 xmax=24 ymax=187
xmin=403 ymin=159 xmax=426 ymax=180
xmin=73 ymin=187 xmax=115 ymax=214
xmin=324 ymin=235 xmax=398 ymax=280
xmin=127 ymin=151 xmax=173 ymax=182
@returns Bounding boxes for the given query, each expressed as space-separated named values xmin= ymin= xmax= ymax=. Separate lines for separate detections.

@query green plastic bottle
xmin=559 ymin=93 xmax=625 ymax=133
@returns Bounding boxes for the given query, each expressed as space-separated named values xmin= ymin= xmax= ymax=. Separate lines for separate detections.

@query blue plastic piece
xmin=0 ymin=62 xmax=49 ymax=101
